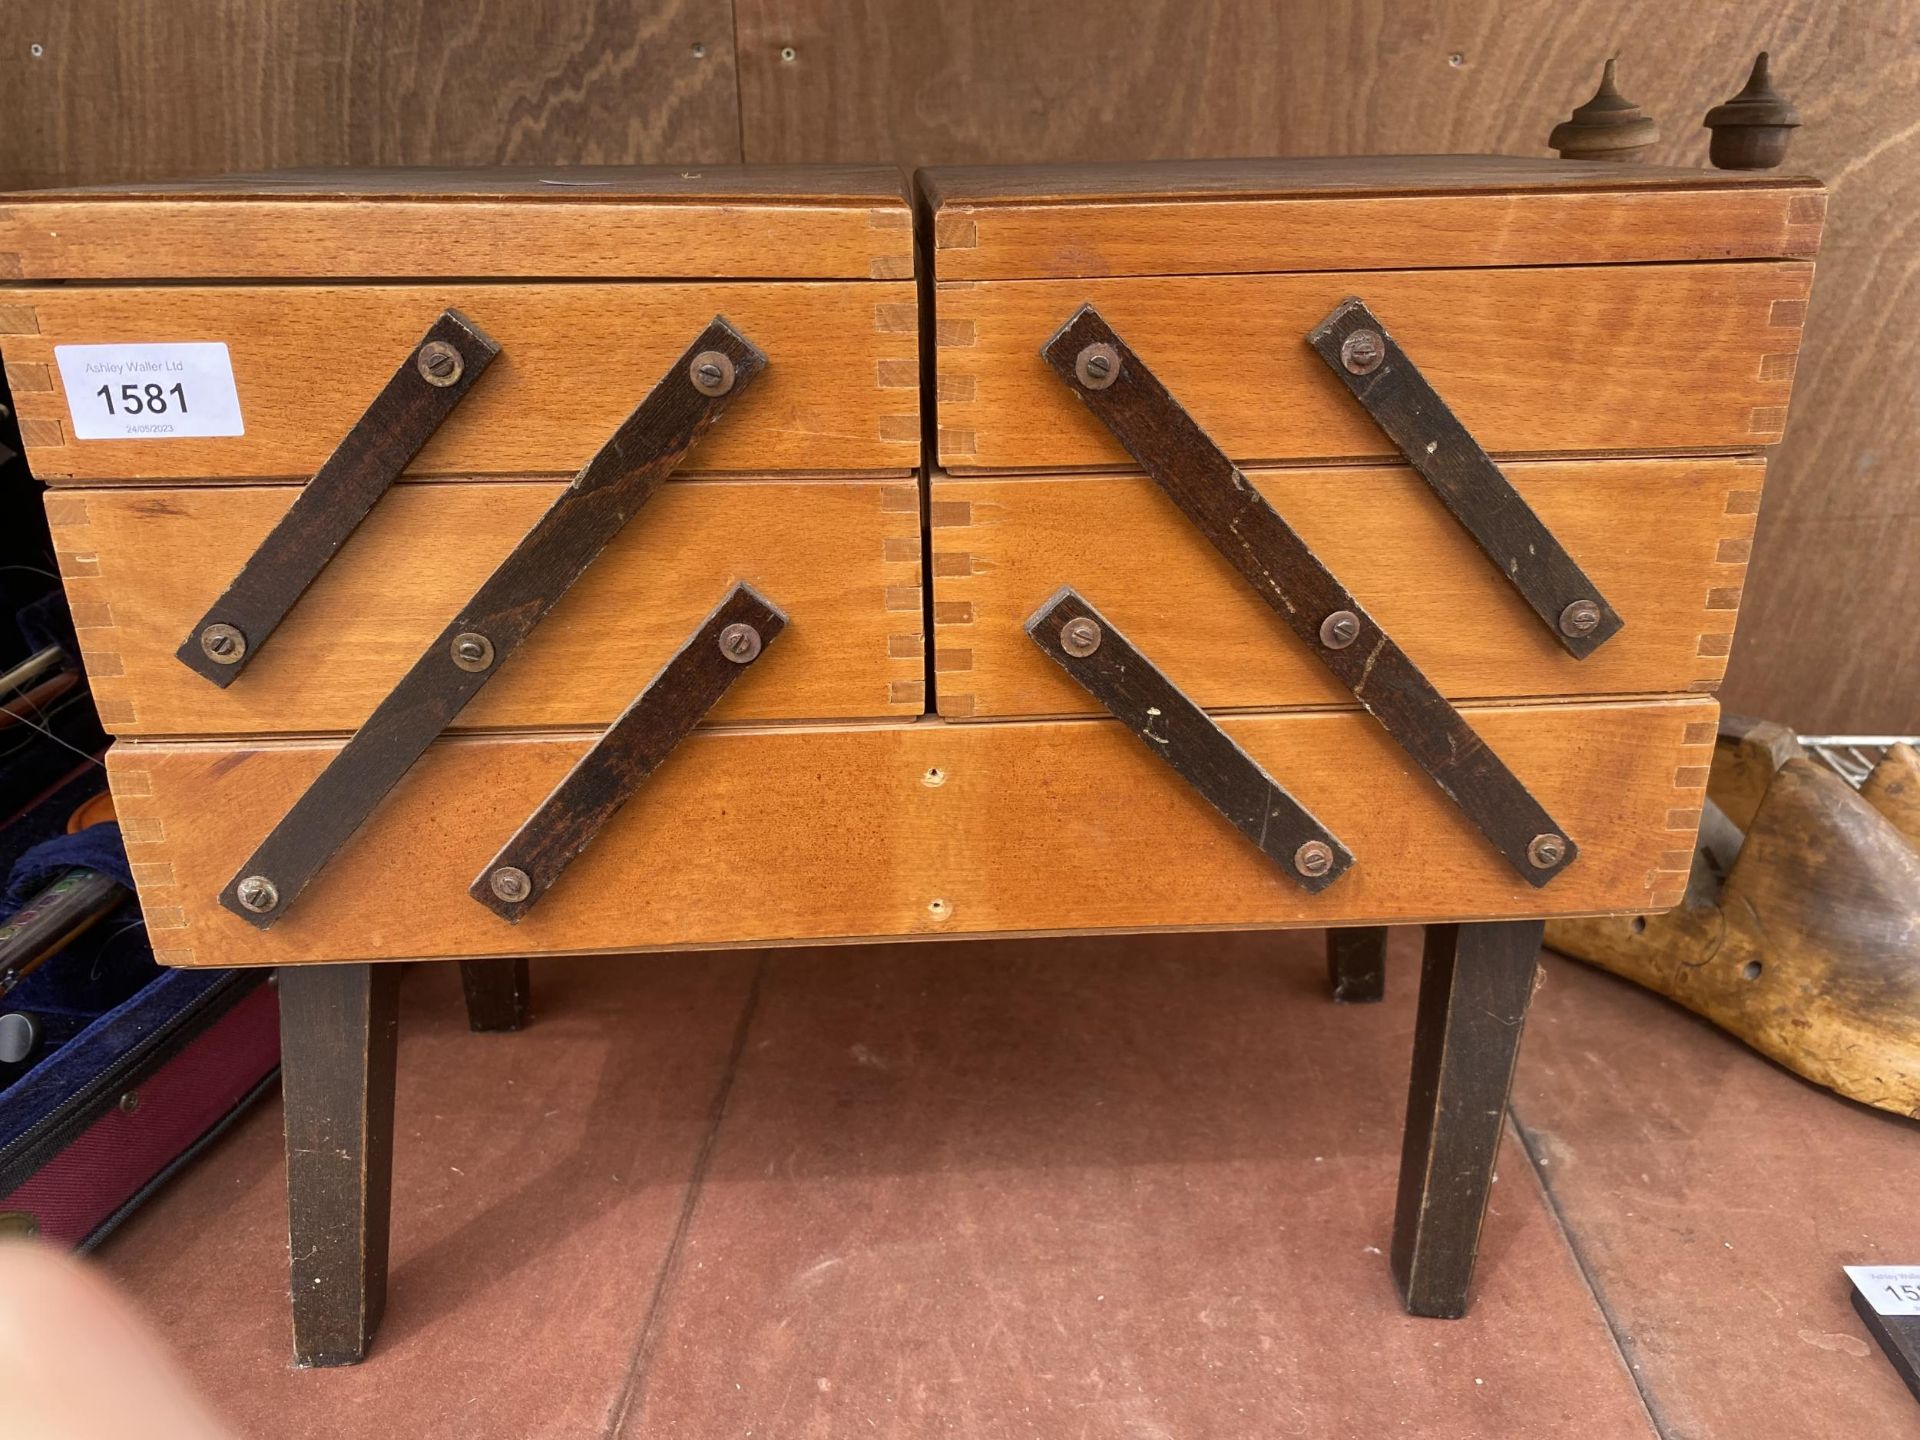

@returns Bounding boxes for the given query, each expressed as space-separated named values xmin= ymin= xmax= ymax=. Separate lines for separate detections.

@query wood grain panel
xmin=733 ymin=0 xmax=1919 ymax=732
xmin=2 ymin=281 xmax=919 ymax=480
xmin=931 ymin=458 xmax=1758 ymax=719
xmin=111 ymin=696 xmax=1715 ymax=966
xmin=0 ymin=0 xmax=742 ymax=194
xmin=0 ymin=191 xmax=913 ymax=282
xmin=920 ymin=159 xmax=1821 ymax=279
xmin=935 ymin=263 xmax=1809 ymax=472
xmin=50 ymin=478 xmax=923 ymax=735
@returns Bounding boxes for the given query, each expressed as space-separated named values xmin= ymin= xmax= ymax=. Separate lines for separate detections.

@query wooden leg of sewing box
xmin=1326 ymin=926 xmax=1389 ymax=1003
xmin=1391 ymin=919 xmax=1543 ymax=1318
xmin=458 ymin=958 xmax=531 ymax=1032
xmin=278 ymin=963 xmax=400 ymax=1367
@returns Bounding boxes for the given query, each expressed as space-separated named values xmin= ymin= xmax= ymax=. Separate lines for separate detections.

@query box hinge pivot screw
xmin=1320 ymin=609 xmax=1361 ymax=650
xmin=450 ymin=631 xmax=495 ymax=672
xmin=718 ymin=622 xmax=763 ymax=664
xmin=200 ymin=622 xmax=247 ymax=665
xmin=1340 ymin=329 xmax=1385 ymax=375
xmin=1528 ymin=833 xmax=1567 ymax=869
xmin=416 ymin=340 xmax=464 ymax=387
xmin=1559 ymin=599 xmax=1602 ymax=638
xmin=1075 ymin=343 xmax=1119 ymax=390
xmin=235 ymin=875 xmax=279 ymax=914
xmin=1060 ymin=617 xmax=1103 ymax=657
xmin=1294 ymin=841 xmax=1335 ymax=879
xmin=489 ymin=866 xmax=531 ymax=904
xmin=690 ymin=350 xmax=736 ymax=396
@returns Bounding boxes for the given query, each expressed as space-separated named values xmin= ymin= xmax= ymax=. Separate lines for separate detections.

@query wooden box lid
xmin=917 ymin=155 xmax=1826 ymax=279
xmin=0 ymin=165 xmax=914 ymax=281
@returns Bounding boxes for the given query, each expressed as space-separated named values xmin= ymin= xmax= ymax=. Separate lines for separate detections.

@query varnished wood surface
xmin=919 ymin=158 xmax=1822 ymax=279
xmin=50 ymin=478 xmax=925 ymax=735
xmin=917 ymin=154 xmax=1813 ymax=204
xmin=0 ymin=199 xmax=913 ymax=283
xmin=931 ymin=459 xmax=1758 ymax=718
xmin=110 ymin=697 xmax=1715 ymax=967
xmin=2 ymin=281 xmax=920 ymax=480
xmin=933 ymin=263 xmax=1810 ymax=472
xmin=4 ymin=1 xmax=1910 ymax=732
xmin=730 ymin=0 xmax=1918 ymax=732
xmin=0 ymin=167 xmax=915 ymax=281
xmin=23 ymin=165 xmax=909 ymax=200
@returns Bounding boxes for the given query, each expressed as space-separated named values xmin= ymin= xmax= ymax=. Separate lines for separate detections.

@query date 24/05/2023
xmin=52 ymin=340 xmax=246 ymax=439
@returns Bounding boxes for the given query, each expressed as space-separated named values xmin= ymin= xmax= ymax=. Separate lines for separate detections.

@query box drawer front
xmin=929 ymin=181 xmax=1824 ymax=280
xmin=930 ymin=457 xmax=1757 ymax=719
xmin=934 ymin=262 xmax=1809 ymax=472
xmin=1 ymin=280 xmax=919 ymax=480
xmin=113 ymin=697 xmax=1712 ymax=967
xmin=51 ymin=477 xmax=926 ymax=735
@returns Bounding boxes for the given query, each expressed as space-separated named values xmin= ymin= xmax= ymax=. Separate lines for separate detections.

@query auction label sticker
xmin=1845 ymin=1265 xmax=1920 ymax=1317
xmin=54 ymin=342 xmax=244 ymax=439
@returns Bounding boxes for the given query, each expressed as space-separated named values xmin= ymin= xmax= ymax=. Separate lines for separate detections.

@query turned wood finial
xmin=1548 ymin=58 xmax=1660 ymax=162
xmin=1705 ymin=52 xmax=1802 ymax=170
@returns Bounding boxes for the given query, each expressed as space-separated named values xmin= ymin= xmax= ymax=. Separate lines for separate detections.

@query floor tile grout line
xmin=1508 ymin=1105 xmax=1676 ymax=1440
xmin=601 ymin=953 xmax=771 ymax=1439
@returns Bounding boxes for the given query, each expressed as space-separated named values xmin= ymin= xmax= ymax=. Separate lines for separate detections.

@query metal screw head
xmin=1319 ymin=609 xmax=1361 ymax=650
xmin=118 ymin=1089 xmax=141 ymax=1115
xmin=1075 ymin=342 xmax=1119 ymax=390
xmin=490 ymin=866 xmax=532 ymax=904
xmin=1294 ymin=840 xmax=1335 ymax=878
xmin=1340 ymin=328 xmax=1385 ymax=375
xmin=1559 ymin=599 xmax=1603 ymax=637
xmin=689 ymin=350 xmax=735 ymax=396
xmin=417 ymin=340 xmax=464 ymax=387
xmin=718 ymin=621 xmax=763 ymax=664
xmin=450 ymin=631 xmax=495 ymax=672
xmin=1528 ymin=833 xmax=1567 ymax=870
xmin=235 ymin=875 xmax=279 ymax=913
xmin=200 ymin=622 xmax=247 ymax=665
xmin=1060 ymin=617 xmax=1103 ymax=657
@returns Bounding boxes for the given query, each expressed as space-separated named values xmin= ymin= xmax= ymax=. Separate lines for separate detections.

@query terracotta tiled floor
xmin=91 ymin=930 xmax=1917 ymax=1438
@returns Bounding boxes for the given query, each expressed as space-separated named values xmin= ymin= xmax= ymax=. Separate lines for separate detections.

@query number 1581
xmin=95 ymin=381 xmax=188 ymax=416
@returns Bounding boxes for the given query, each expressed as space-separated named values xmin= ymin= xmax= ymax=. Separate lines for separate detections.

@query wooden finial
xmin=1548 ymin=58 xmax=1661 ymax=162
xmin=1704 ymin=52 xmax=1802 ymax=170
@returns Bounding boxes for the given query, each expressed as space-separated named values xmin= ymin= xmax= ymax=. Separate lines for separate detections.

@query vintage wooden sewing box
xmin=0 ymin=157 xmax=1823 ymax=1364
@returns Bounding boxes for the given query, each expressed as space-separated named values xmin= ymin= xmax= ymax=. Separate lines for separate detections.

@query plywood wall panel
xmin=0 ymin=0 xmax=742 ymax=192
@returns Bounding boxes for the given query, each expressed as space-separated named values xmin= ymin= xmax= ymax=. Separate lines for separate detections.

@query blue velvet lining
xmin=1 ymin=809 xmax=159 ymax=1098
xmin=0 ymin=967 xmax=234 ymax=1154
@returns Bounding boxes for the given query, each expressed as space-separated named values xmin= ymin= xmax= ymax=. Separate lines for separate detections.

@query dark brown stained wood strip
xmin=1025 ymin=588 xmax=1350 ymax=894
xmin=1392 ymin=919 xmax=1544 ymax=1317
xmin=474 ymin=583 xmax=788 ymax=922
xmin=218 ymin=317 xmax=766 ymax=930
xmin=1327 ymin=925 xmax=1389 ymax=1002
xmin=1039 ymin=305 xmax=1576 ymax=889
xmin=278 ymin=962 xmax=399 ymax=1367
xmin=458 ymin=957 xmax=530 ymax=1032
xmin=1306 ymin=297 xmax=1623 ymax=659
xmin=176 ymin=309 xmax=500 ymax=687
